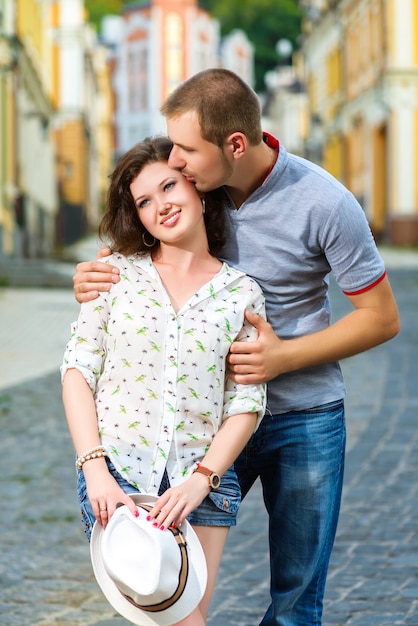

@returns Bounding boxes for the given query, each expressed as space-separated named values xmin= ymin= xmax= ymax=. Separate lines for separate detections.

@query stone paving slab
xmin=0 ymin=288 xmax=80 ymax=391
xmin=0 ymin=263 xmax=417 ymax=625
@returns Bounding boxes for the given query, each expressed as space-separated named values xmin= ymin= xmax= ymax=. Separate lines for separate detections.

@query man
xmin=73 ymin=69 xmax=399 ymax=625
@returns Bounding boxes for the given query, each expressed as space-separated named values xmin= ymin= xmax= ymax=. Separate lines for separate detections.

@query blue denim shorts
xmin=76 ymin=458 xmax=241 ymax=541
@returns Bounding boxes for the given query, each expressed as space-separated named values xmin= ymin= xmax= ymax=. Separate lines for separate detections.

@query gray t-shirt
xmin=220 ymin=142 xmax=385 ymax=415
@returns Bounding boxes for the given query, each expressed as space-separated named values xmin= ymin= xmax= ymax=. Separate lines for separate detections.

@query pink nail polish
xmin=134 ymin=510 xmax=139 ymax=518
xmin=146 ymin=515 xmax=151 ymax=521
xmin=159 ymin=525 xmax=165 ymax=531
xmin=153 ymin=522 xmax=158 ymax=527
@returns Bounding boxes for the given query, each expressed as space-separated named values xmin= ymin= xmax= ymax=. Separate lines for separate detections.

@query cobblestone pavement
xmin=0 ymin=249 xmax=417 ymax=625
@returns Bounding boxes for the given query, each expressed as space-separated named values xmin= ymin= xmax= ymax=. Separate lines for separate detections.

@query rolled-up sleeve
xmin=60 ymin=297 xmax=108 ymax=392
xmin=222 ymin=283 xmax=267 ymax=430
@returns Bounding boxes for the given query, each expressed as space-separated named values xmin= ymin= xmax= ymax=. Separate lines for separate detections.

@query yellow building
xmin=301 ymin=0 xmax=418 ymax=245
xmin=1 ymin=0 xmax=57 ymax=258
xmin=94 ymin=45 xmax=114 ymax=218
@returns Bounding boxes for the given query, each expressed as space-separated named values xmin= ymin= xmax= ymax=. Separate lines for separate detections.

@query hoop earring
xmin=201 ymin=198 xmax=206 ymax=214
xmin=142 ymin=231 xmax=156 ymax=247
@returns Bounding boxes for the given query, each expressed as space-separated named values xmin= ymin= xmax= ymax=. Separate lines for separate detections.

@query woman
xmin=61 ymin=136 xmax=266 ymax=625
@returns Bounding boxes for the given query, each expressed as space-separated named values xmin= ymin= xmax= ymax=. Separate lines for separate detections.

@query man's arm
xmin=227 ymin=275 xmax=400 ymax=384
xmin=73 ymin=246 xmax=120 ymax=303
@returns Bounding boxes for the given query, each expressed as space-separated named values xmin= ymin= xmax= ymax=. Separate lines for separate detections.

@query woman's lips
xmin=161 ymin=210 xmax=181 ymax=226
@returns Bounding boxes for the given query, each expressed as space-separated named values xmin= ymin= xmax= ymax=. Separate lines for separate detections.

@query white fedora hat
xmin=90 ymin=493 xmax=207 ymax=626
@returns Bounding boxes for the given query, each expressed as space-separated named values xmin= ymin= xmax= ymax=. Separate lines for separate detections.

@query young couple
xmin=66 ymin=68 xmax=399 ymax=626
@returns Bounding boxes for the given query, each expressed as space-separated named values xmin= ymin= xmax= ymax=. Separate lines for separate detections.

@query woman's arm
xmin=146 ymin=410 xmax=258 ymax=530
xmin=62 ymin=368 xmax=138 ymax=525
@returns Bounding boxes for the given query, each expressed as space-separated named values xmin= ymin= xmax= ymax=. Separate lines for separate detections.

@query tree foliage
xmin=84 ymin=0 xmax=124 ymax=30
xmin=200 ymin=0 xmax=302 ymax=91
xmin=85 ymin=0 xmax=302 ymax=91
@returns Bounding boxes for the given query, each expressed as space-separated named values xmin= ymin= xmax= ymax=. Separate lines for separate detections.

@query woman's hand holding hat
xmin=83 ymin=461 xmax=139 ymax=528
xmin=146 ymin=475 xmax=211 ymax=531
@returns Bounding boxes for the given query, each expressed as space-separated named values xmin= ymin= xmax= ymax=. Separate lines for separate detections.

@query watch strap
xmin=193 ymin=464 xmax=220 ymax=489
xmin=193 ymin=464 xmax=212 ymax=478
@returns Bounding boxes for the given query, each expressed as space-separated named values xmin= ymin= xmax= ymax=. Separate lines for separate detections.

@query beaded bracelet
xmin=75 ymin=445 xmax=106 ymax=470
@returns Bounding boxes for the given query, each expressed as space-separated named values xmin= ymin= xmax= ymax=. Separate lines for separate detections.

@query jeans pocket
xmin=208 ymin=467 xmax=241 ymax=516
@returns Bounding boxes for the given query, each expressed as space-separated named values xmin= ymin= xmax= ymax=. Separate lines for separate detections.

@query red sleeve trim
xmin=342 ymin=270 xmax=386 ymax=296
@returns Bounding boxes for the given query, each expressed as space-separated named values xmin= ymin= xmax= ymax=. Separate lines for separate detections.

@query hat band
xmin=123 ymin=507 xmax=189 ymax=613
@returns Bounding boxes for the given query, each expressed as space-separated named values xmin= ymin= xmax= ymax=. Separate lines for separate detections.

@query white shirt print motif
xmin=62 ymin=253 xmax=266 ymax=494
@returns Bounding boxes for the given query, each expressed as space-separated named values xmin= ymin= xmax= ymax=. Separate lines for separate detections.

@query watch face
xmin=210 ymin=473 xmax=221 ymax=489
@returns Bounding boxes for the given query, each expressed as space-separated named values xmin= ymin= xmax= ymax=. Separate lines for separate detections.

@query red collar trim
xmin=263 ymin=132 xmax=280 ymax=150
xmin=261 ymin=132 xmax=280 ymax=184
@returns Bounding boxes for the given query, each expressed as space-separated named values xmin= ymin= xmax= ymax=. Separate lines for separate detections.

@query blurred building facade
xmin=299 ymin=0 xmax=418 ymax=244
xmin=1 ymin=0 xmax=57 ymax=258
xmin=0 ymin=0 xmax=114 ymax=259
xmin=102 ymin=0 xmax=254 ymax=157
xmin=262 ymin=63 xmax=308 ymax=157
xmin=52 ymin=0 xmax=113 ymax=248
xmin=0 ymin=0 xmax=254 ymax=260
xmin=0 ymin=0 xmax=18 ymax=257
xmin=2 ymin=0 xmax=417 ymax=258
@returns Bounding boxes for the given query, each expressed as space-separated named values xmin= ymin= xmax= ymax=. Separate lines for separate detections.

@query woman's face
xmin=130 ymin=161 xmax=205 ymax=246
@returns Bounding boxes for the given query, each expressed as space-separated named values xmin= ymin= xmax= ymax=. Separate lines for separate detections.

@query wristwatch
xmin=193 ymin=464 xmax=221 ymax=490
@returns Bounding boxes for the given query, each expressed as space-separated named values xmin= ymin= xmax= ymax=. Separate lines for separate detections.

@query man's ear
xmin=225 ymin=132 xmax=247 ymax=158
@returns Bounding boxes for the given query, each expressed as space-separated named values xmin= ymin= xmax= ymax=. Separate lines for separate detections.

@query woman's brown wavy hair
xmin=99 ymin=136 xmax=225 ymax=257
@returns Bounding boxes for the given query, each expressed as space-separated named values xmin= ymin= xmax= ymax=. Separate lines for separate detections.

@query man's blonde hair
xmin=161 ymin=68 xmax=262 ymax=148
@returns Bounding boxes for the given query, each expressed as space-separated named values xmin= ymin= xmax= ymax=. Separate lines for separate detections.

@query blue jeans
xmin=234 ymin=399 xmax=346 ymax=626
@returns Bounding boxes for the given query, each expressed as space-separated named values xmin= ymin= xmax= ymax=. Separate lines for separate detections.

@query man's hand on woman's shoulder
xmin=73 ymin=246 xmax=120 ymax=303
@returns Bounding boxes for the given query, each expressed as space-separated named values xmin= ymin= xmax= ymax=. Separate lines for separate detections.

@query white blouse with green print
xmin=61 ymin=253 xmax=266 ymax=494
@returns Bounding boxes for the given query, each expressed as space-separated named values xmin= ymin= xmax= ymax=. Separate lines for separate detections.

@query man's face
xmin=166 ymin=111 xmax=233 ymax=193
